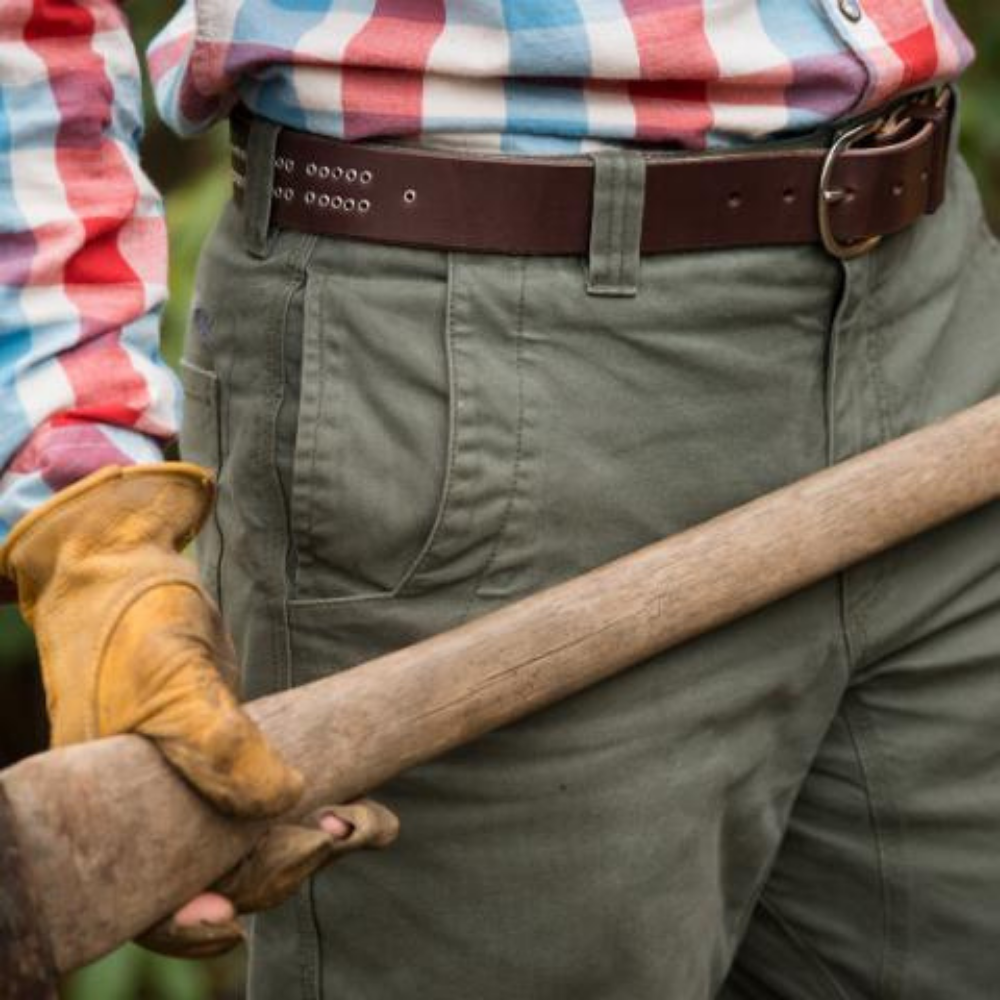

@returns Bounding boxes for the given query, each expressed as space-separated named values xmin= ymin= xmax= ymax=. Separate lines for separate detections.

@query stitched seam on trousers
xmin=276 ymin=245 xmax=318 ymax=626
xmin=861 ymin=255 xmax=895 ymax=448
xmin=755 ymin=897 xmax=853 ymax=1000
xmin=290 ymin=275 xmax=325 ymax=588
xmin=622 ymin=159 xmax=643 ymax=290
xmin=296 ymin=879 xmax=322 ymax=1000
xmin=181 ymin=360 xmax=225 ymax=609
xmin=841 ymin=253 xmax=890 ymax=646
xmin=472 ymin=257 xmax=528 ymax=606
xmin=394 ymin=251 xmax=463 ymax=592
xmin=604 ymin=157 xmax=621 ymax=287
xmin=611 ymin=158 xmax=626 ymax=287
xmin=213 ymin=368 xmax=227 ymax=611
xmin=843 ymin=697 xmax=909 ymax=999
xmin=275 ymin=238 xmax=317 ymax=685
xmin=825 ymin=258 xmax=864 ymax=675
xmin=826 ymin=256 xmax=873 ymax=674
xmin=218 ymin=350 xmax=238 ymax=626
xmin=845 ymin=592 xmax=874 ymax=673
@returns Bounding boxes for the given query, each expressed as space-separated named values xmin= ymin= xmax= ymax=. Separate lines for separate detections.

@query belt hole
xmin=346 ymin=168 xmax=358 ymax=183
xmin=305 ymin=191 xmax=316 ymax=205
xmin=359 ymin=199 xmax=371 ymax=213
xmin=333 ymin=166 xmax=344 ymax=180
xmin=332 ymin=196 xmax=344 ymax=209
xmin=403 ymin=188 xmax=417 ymax=204
xmin=727 ymin=192 xmax=743 ymax=209
xmin=360 ymin=170 xmax=373 ymax=184
xmin=782 ymin=188 xmax=797 ymax=204
xmin=306 ymin=162 xmax=317 ymax=177
xmin=319 ymin=166 xmax=330 ymax=179
xmin=318 ymin=194 xmax=330 ymax=207
xmin=344 ymin=197 xmax=356 ymax=211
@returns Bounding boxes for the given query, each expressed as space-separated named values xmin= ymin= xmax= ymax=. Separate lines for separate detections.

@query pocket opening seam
xmin=471 ymin=258 xmax=528 ymax=603
xmin=286 ymin=252 xmax=459 ymax=604
xmin=389 ymin=251 xmax=464 ymax=596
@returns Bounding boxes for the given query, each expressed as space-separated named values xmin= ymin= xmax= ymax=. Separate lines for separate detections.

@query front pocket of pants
xmin=288 ymin=247 xmax=454 ymax=601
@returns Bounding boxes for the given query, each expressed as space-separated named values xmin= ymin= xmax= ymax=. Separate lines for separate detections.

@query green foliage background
xmin=0 ymin=2 xmax=995 ymax=997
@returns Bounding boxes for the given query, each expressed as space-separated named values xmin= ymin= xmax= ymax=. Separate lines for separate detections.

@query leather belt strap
xmin=230 ymin=89 xmax=953 ymax=258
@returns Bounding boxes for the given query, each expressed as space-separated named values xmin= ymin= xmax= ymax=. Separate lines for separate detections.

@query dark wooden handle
xmin=5 ymin=396 xmax=1000 ymax=977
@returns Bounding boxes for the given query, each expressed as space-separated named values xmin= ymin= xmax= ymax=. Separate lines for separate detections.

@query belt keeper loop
xmin=586 ymin=150 xmax=647 ymax=298
xmin=243 ymin=115 xmax=282 ymax=258
xmin=928 ymin=86 xmax=958 ymax=213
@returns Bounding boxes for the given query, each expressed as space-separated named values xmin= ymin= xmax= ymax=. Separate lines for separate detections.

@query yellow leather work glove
xmin=0 ymin=462 xmax=303 ymax=818
xmin=138 ymin=799 xmax=400 ymax=958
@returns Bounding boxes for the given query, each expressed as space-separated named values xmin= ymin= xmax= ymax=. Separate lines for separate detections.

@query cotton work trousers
xmin=180 ymin=129 xmax=1000 ymax=998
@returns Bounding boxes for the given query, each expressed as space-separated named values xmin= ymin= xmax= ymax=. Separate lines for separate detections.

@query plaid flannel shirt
xmin=0 ymin=0 xmax=973 ymax=540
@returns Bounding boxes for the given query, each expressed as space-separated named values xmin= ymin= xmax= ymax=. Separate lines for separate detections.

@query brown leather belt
xmin=230 ymin=89 xmax=953 ymax=260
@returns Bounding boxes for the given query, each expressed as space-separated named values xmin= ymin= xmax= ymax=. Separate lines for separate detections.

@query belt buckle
xmin=817 ymin=115 xmax=886 ymax=260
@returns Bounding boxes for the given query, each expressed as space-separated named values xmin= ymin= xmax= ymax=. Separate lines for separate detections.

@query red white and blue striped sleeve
xmin=0 ymin=0 xmax=179 ymax=541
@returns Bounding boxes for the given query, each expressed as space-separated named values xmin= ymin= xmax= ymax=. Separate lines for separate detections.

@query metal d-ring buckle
xmin=818 ymin=116 xmax=886 ymax=260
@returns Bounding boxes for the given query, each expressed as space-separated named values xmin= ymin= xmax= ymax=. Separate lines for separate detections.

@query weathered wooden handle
xmin=5 ymin=396 xmax=1000 ymax=981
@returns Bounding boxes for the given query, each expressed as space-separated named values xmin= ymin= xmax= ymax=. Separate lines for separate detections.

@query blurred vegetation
xmin=63 ymin=945 xmax=243 ymax=1000
xmin=956 ymin=3 xmax=1000 ymax=226
xmin=0 ymin=1 xmax=996 ymax=997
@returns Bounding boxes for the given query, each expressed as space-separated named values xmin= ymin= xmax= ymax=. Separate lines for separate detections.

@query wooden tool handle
xmin=5 ymin=396 xmax=1000 ymax=977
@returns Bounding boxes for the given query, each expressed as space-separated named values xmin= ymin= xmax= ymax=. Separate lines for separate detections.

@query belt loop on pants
xmin=586 ymin=150 xmax=647 ymax=297
xmin=241 ymin=114 xmax=282 ymax=258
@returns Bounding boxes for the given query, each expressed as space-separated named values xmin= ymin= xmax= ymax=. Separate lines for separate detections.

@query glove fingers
xmin=137 ymin=915 xmax=245 ymax=960
xmin=216 ymin=800 xmax=400 ymax=914
xmin=105 ymin=586 xmax=304 ymax=819
xmin=216 ymin=825 xmax=337 ymax=913
xmin=314 ymin=799 xmax=400 ymax=854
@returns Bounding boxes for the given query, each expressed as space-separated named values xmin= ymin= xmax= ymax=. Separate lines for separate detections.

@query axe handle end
xmin=0 ymin=783 xmax=58 ymax=999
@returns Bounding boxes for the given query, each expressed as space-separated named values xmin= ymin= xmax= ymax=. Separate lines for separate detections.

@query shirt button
xmin=838 ymin=0 xmax=863 ymax=21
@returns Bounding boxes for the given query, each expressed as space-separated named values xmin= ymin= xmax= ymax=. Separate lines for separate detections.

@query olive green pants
xmin=181 ymin=130 xmax=1000 ymax=998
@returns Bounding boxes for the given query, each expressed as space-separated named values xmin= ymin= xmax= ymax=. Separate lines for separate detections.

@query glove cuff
xmin=0 ymin=463 xmax=215 ymax=605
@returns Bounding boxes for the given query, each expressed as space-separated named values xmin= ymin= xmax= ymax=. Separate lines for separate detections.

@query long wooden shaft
xmin=5 ymin=396 xmax=1000 ymax=978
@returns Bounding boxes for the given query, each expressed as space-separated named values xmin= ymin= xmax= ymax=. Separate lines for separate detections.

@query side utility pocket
xmin=179 ymin=358 xmax=224 ymax=603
